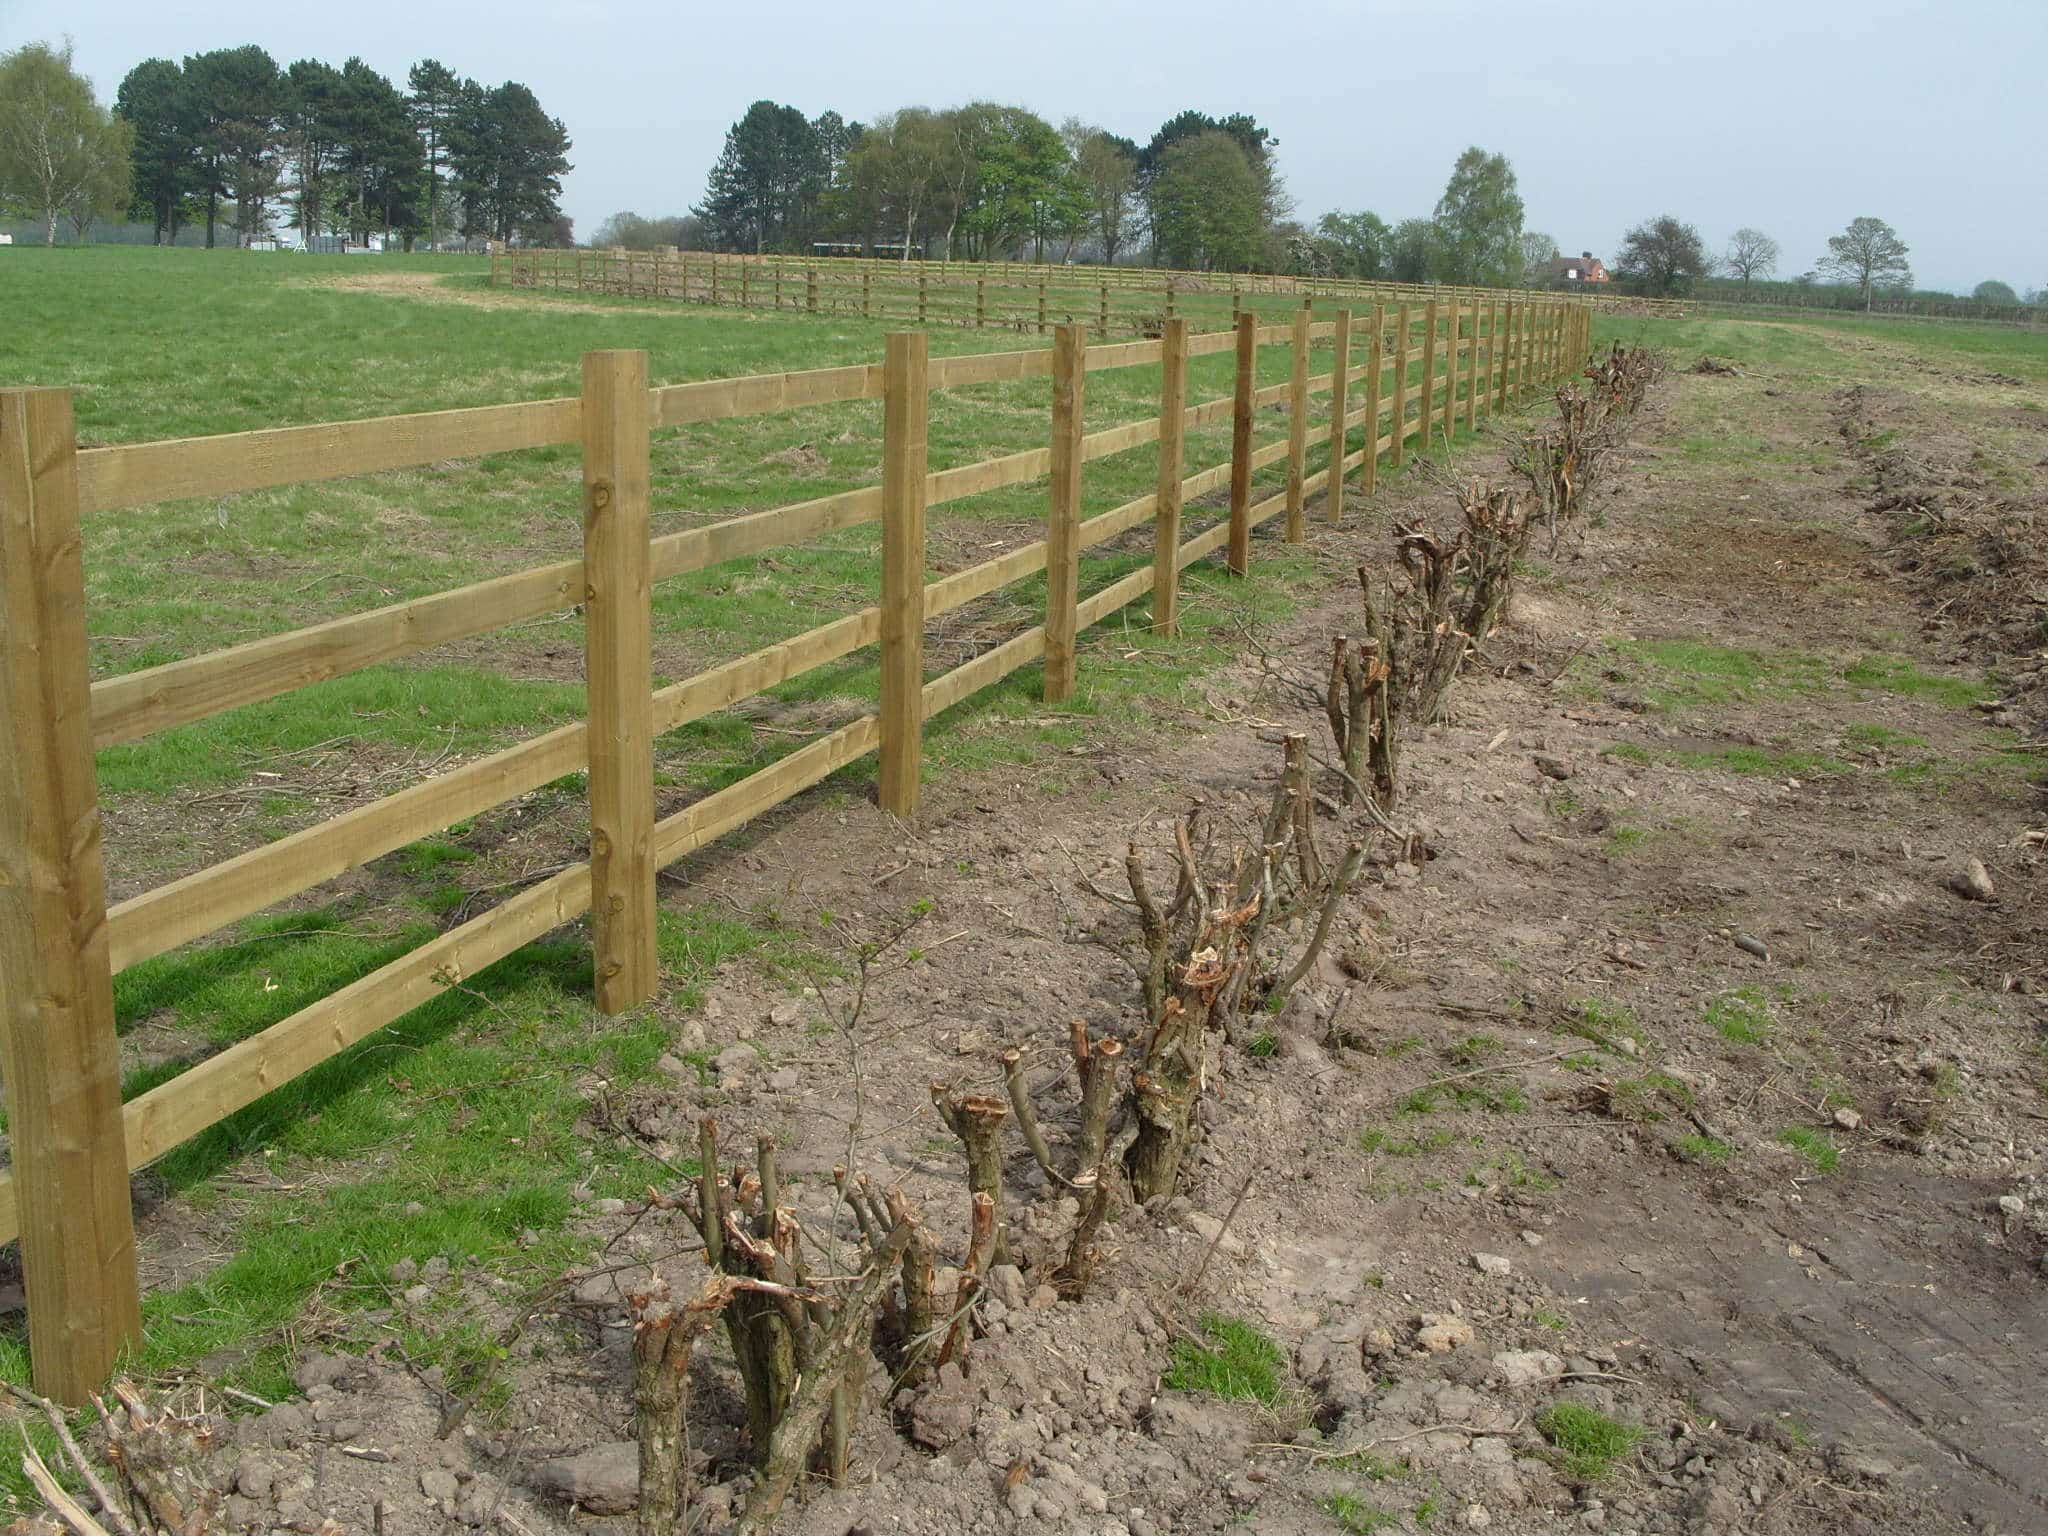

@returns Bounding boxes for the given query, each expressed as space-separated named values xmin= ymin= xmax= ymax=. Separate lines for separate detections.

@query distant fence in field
xmin=492 ymin=247 xmax=1681 ymax=331
xmin=0 ymin=295 xmax=1589 ymax=1401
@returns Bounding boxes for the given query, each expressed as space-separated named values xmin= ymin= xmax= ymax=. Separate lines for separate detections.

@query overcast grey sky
xmin=10 ymin=0 xmax=2042 ymax=292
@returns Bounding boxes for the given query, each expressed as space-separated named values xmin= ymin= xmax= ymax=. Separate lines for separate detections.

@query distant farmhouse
xmin=1549 ymin=251 xmax=1610 ymax=285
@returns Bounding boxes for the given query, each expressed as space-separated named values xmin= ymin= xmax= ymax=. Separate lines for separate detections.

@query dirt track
xmin=130 ymin=335 xmax=2046 ymax=1535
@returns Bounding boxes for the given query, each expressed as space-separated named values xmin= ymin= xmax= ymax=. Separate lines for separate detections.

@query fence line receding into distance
xmin=0 ymin=295 xmax=1589 ymax=1401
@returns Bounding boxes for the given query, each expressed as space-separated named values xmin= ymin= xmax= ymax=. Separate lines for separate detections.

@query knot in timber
xmin=589 ymin=479 xmax=613 ymax=511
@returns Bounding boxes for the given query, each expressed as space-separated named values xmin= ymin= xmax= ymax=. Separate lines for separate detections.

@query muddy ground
xmin=78 ymin=333 xmax=2048 ymax=1536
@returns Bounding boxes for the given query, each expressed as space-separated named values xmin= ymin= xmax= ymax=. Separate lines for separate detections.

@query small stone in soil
xmin=1472 ymin=1252 xmax=1512 ymax=1277
xmin=1949 ymin=859 xmax=1996 ymax=901
xmin=1416 ymin=1315 xmax=1474 ymax=1352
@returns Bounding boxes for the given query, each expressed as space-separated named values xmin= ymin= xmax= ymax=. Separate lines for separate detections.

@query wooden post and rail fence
xmin=0 ymin=298 xmax=1590 ymax=1400
xmin=493 ymin=247 xmax=1673 ymax=334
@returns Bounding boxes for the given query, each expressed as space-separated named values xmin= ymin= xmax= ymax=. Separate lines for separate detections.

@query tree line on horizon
xmin=604 ymin=100 xmax=1551 ymax=289
xmin=1609 ymin=213 xmax=2039 ymax=313
xmin=0 ymin=39 xmax=572 ymax=249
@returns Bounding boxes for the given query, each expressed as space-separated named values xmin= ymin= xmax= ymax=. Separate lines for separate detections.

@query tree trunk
xmin=43 ymin=209 xmax=56 ymax=246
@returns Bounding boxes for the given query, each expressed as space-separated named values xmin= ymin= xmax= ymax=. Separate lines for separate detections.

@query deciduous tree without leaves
xmin=1817 ymin=216 xmax=1911 ymax=310
xmin=1724 ymin=227 xmax=1778 ymax=289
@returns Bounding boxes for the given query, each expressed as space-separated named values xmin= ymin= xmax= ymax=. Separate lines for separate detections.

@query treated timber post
xmin=1497 ymin=301 xmax=1515 ymax=412
xmin=740 ymin=263 xmax=749 ymax=309
xmin=1389 ymin=304 xmax=1411 ymax=469
xmin=1417 ymin=299 xmax=1440 ymax=458
xmin=917 ymin=268 xmax=928 ymax=324
xmin=580 ymin=351 xmax=657 ymax=1016
xmin=878 ymin=332 xmax=929 ymax=817
xmin=773 ymin=264 xmax=782 ymax=310
xmin=1362 ymin=303 xmax=1384 ymax=496
xmin=1152 ymin=317 xmax=1189 ymax=636
xmin=1521 ymin=303 xmax=1535 ymax=398
xmin=806 ymin=267 xmax=818 ymax=313
xmin=1464 ymin=302 xmax=1481 ymax=432
xmin=975 ymin=277 xmax=986 ymax=329
xmin=1099 ymin=283 xmax=1110 ymax=338
xmin=1044 ymin=323 xmax=1086 ymax=703
xmin=0 ymin=387 xmax=144 ymax=1404
xmin=861 ymin=269 xmax=871 ymax=318
xmin=1478 ymin=298 xmax=1496 ymax=423
xmin=1284 ymin=306 xmax=1310 ymax=542
xmin=1227 ymin=311 xmax=1257 ymax=577
xmin=1326 ymin=307 xmax=1351 ymax=525
xmin=1441 ymin=303 xmax=1460 ymax=447
xmin=1036 ymin=275 xmax=1048 ymax=335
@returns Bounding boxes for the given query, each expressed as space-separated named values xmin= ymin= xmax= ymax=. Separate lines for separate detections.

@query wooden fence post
xmin=861 ymin=269 xmax=871 ymax=319
xmin=1464 ymin=301 xmax=1481 ymax=432
xmin=1497 ymin=301 xmax=1515 ymax=411
xmin=1284 ymin=306 xmax=1310 ymax=542
xmin=0 ymin=387 xmax=144 ymax=1404
xmin=806 ymin=267 xmax=818 ymax=313
xmin=1099 ymin=283 xmax=1110 ymax=337
xmin=878 ymin=334 xmax=929 ymax=820
xmin=1326 ymin=307 xmax=1351 ymax=526
xmin=918 ymin=268 xmax=928 ymax=324
xmin=772 ymin=265 xmax=782 ymax=310
xmin=1152 ymin=317 xmax=1188 ymax=636
xmin=1362 ymin=303 xmax=1384 ymax=496
xmin=1044 ymin=323 xmax=1086 ymax=702
xmin=975 ymin=277 xmax=986 ymax=329
xmin=580 ymin=351 xmax=657 ymax=1015
xmin=1440 ymin=302 xmax=1460 ymax=447
xmin=1417 ymin=299 xmax=1440 ymax=458
xmin=1478 ymin=298 xmax=1496 ymax=423
xmin=1389 ymin=304 xmax=1411 ymax=468
xmin=1228 ymin=312 xmax=1257 ymax=577
xmin=1036 ymin=275 xmax=1048 ymax=334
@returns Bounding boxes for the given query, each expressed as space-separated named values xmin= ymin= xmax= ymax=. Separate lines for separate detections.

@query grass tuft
xmin=1778 ymin=1126 xmax=1841 ymax=1173
xmin=1163 ymin=1314 xmax=1287 ymax=1406
xmin=1536 ymin=1402 xmax=1645 ymax=1483
xmin=1675 ymin=1134 xmax=1734 ymax=1166
xmin=1705 ymin=987 xmax=1773 ymax=1045
xmin=1321 ymin=1491 xmax=1399 ymax=1534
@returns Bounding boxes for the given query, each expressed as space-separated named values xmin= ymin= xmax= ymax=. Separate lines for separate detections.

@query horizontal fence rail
xmin=0 ymin=296 xmax=1591 ymax=1400
xmin=492 ymin=247 xmax=1679 ymax=333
